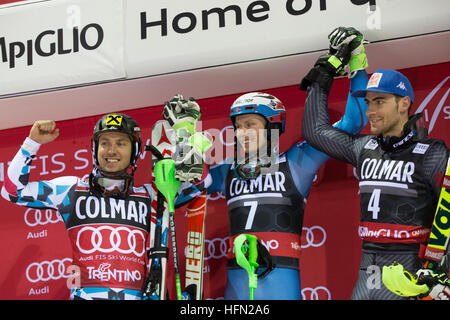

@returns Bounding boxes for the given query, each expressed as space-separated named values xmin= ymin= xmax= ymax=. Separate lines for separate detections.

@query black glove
xmin=328 ymin=27 xmax=364 ymax=53
xmin=162 ymin=94 xmax=201 ymax=136
xmin=416 ymin=255 xmax=450 ymax=300
xmin=299 ymin=44 xmax=351 ymax=92
xmin=329 ymin=26 xmax=369 ymax=78
xmin=173 ymin=141 xmax=204 ymax=183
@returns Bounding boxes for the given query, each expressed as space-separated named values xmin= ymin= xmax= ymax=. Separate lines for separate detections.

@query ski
xmin=422 ymin=155 xmax=450 ymax=263
xmin=142 ymin=120 xmax=177 ymax=300
xmin=184 ymin=191 xmax=207 ymax=300
xmin=382 ymin=155 xmax=450 ymax=298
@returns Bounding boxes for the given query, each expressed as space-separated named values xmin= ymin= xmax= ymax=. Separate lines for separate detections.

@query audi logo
xmin=301 ymin=226 xmax=327 ymax=248
xmin=76 ymin=226 xmax=146 ymax=257
xmin=190 ymin=226 xmax=326 ymax=262
xmin=24 ymin=208 xmax=63 ymax=227
xmin=26 ymin=258 xmax=72 ymax=283
xmin=301 ymin=286 xmax=331 ymax=300
xmin=204 ymin=237 xmax=229 ymax=260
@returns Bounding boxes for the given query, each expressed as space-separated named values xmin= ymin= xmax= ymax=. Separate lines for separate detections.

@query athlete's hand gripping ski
xmin=163 ymin=94 xmax=211 ymax=183
xmin=163 ymin=94 xmax=201 ymax=136
xmin=143 ymin=120 xmax=176 ymax=300
xmin=148 ymin=95 xmax=212 ymax=300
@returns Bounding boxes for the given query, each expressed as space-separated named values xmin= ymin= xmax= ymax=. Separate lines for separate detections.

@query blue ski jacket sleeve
xmin=287 ymin=70 xmax=368 ymax=198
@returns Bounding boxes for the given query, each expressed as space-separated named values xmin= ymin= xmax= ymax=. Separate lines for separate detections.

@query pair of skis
xmin=142 ymin=120 xmax=207 ymax=300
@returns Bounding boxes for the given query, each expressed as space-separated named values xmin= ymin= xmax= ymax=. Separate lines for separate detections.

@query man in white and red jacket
xmin=1 ymin=106 xmax=205 ymax=300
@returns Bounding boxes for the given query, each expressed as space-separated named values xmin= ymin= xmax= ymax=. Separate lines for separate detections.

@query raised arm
xmin=334 ymin=70 xmax=368 ymax=134
xmin=302 ymin=82 xmax=369 ymax=167
xmin=299 ymin=28 xmax=373 ymax=167
xmin=1 ymin=121 xmax=77 ymax=217
xmin=288 ymin=69 xmax=368 ymax=197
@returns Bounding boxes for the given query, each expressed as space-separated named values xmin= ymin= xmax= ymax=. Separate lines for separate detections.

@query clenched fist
xmin=28 ymin=120 xmax=60 ymax=144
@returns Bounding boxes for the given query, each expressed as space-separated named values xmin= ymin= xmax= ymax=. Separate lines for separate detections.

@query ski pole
xmin=233 ymin=234 xmax=259 ymax=300
xmin=154 ymin=158 xmax=182 ymax=300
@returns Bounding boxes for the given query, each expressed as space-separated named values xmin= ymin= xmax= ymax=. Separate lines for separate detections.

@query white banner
xmin=0 ymin=0 xmax=449 ymax=98
xmin=124 ymin=0 xmax=450 ymax=78
xmin=0 ymin=0 xmax=125 ymax=96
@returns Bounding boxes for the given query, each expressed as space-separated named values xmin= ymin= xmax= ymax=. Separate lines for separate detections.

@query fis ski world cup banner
xmin=0 ymin=62 xmax=448 ymax=300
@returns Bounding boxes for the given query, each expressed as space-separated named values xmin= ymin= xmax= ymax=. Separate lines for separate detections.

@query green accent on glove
xmin=173 ymin=121 xmax=195 ymax=136
xmin=348 ymin=33 xmax=364 ymax=52
xmin=327 ymin=55 xmax=343 ymax=69
xmin=189 ymin=132 xmax=212 ymax=155
xmin=349 ymin=44 xmax=368 ymax=72
xmin=382 ymin=263 xmax=429 ymax=297
xmin=327 ymin=54 xmax=346 ymax=76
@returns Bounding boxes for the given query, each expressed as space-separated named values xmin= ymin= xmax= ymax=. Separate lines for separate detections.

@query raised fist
xmin=28 ymin=120 xmax=59 ymax=144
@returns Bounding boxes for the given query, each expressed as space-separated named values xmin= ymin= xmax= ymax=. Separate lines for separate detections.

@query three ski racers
xmin=2 ymin=26 xmax=449 ymax=300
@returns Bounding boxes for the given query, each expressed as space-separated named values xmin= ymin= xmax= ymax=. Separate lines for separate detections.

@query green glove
xmin=299 ymin=44 xmax=351 ymax=92
xmin=328 ymin=26 xmax=368 ymax=78
xmin=173 ymin=132 xmax=212 ymax=183
xmin=163 ymin=94 xmax=201 ymax=136
xmin=163 ymin=94 xmax=212 ymax=183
